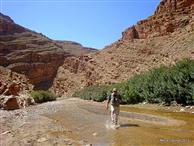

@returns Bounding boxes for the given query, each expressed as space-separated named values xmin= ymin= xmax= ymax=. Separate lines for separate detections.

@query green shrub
xmin=31 ymin=90 xmax=56 ymax=103
xmin=73 ymin=85 xmax=112 ymax=102
xmin=74 ymin=59 xmax=194 ymax=105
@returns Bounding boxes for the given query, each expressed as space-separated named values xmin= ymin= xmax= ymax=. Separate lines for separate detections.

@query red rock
xmin=3 ymin=82 xmax=21 ymax=96
xmin=122 ymin=26 xmax=139 ymax=40
xmin=1 ymin=0 xmax=194 ymax=97
xmin=0 ymin=13 xmax=26 ymax=35
xmin=0 ymin=12 xmax=97 ymax=90
xmin=2 ymin=96 xmax=20 ymax=110
xmin=122 ymin=0 xmax=194 ymax=40
xmin=0 ymin=94 xmax=35 ymax=110
xmin=0 ymin=66 xmax=33 ymax=94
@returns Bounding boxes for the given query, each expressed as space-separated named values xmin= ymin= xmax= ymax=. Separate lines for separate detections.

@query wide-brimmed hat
xmin=113 ymin=88 xmax=117 ymax=92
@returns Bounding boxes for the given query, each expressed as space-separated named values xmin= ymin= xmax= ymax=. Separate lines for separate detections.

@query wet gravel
xmin=0 ymin=98 xmax=183 ymax=146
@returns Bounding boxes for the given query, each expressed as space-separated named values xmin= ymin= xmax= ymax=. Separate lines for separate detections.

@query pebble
xmin=0 ymin=131 xmax=10 ymax=135
xmin=37 ymin=137 xmax=47 ymax=143
xmin=92 ymin=132 xmax=98 ymax=136
xmin=180 ymin=108 xmax=185 ymax=112
xmin=67 ymin=142 xmax=73 ymax=145
xmin=79 ymin=140 xmax=88 ymax=144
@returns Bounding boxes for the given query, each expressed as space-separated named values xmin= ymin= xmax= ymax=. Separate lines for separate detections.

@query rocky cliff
xmin=0 ymin=13 xmax=26 ymax=35
xmin=0 ymin=13 xmax=97 ymax=90
xmin=55 ymin=41 xmax=98 ymax=56
xmin=0 ymin=18 xmax=65 ymax=89
xmin=122 ymin=0 xmax=194 ymax=40
xmin=0 ymin=66 xmax=33 ymax=95
xmin=52 ymin=0 xmax=194 ymax=96
xmin=52 ymin=55 xmax=101 ymax=96
xmin=91 ymin=0 xmax=194 ymax=84
xmin=1 ymin=0 xmax=194 ymax=96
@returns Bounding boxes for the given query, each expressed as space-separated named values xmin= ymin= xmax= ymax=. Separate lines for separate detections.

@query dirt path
xmin=0 ymin=98 xmax=193 ymax=146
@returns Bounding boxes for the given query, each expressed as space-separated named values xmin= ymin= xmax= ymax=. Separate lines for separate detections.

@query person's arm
xmin=118 ymin=94 xmax=122 ymax=104
xmin=106 ymin=94 xmax=111 ymax=110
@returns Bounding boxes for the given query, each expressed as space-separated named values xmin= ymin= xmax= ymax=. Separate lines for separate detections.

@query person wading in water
xmin=106 ymin=88 xmax=122 ymax=127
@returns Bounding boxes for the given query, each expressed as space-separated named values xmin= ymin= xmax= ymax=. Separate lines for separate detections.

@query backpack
xmin=110 ymin=93 xmax=120 ymax=106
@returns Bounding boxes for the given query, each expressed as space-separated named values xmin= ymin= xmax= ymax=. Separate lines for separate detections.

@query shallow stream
xmin=45 ymin=100 xmax=194 ymax=146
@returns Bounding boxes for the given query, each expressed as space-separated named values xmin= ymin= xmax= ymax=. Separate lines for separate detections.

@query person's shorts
xmin=110 ymin=105 xmax=120 ymax=114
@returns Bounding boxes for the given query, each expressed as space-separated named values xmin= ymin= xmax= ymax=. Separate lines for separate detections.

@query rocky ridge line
xmin=122 ymin=0 xmax=194 ymax=40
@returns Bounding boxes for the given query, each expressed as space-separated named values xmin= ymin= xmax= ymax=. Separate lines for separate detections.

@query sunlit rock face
xmin=0 ymin=13 xmax=97 ymax=90
xmin=1 ymin=0 xmax=194 ymax=96
xmin=122 ymin=0 xmax=194 ymax=40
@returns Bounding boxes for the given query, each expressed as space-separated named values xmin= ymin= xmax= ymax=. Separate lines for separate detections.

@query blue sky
xmin=1 ymin=0 xmax=160 ymax=49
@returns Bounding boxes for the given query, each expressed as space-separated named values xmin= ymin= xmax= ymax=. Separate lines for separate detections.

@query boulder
xmin=1 ymin=96 xmax=20 ymax=110
xmin=3 ymin=82 xmax=21 ymax=96
xmin=0 ymin=94 xmax=35 ymax=110
xmin=18 ymin=94 xmax=35 ymax=108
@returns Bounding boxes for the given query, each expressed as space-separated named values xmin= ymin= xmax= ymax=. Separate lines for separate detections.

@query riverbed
xmin=0 ymin=98 xmax=193 ymax=146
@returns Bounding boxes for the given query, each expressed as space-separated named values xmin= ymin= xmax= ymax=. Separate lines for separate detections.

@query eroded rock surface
xmin=122 ymin=0 xmax=194 ymax=40
xmin=0 ymin=67 xmax=34 ymax=110
xmin=0 ymin=12 xmax=97 ymax=90
xmin=1 ymin=0 xmax=194 ymax=96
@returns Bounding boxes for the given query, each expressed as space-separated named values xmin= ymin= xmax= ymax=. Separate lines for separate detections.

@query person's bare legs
xmin=115 ymin=106 xmax=120 ymax=125
xmin=111 ymin=105 xmax=120 ymax=125
xmin=110 ymin=105 xmax=115 ymax=124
